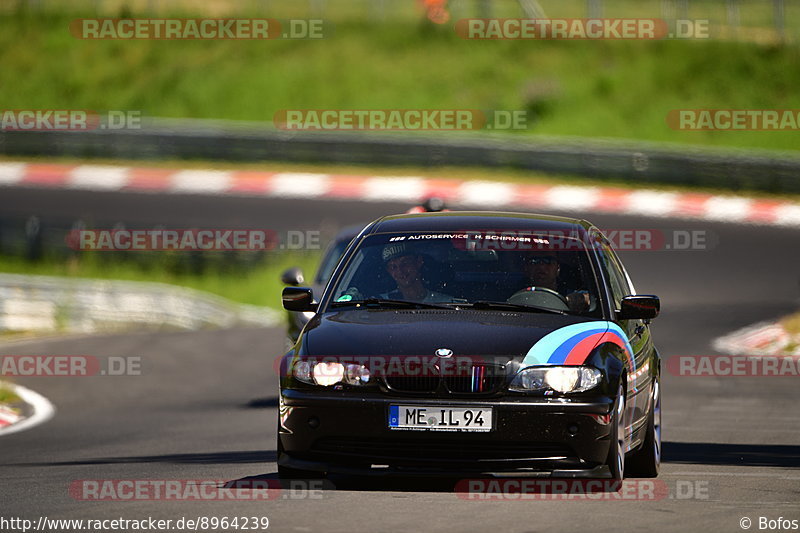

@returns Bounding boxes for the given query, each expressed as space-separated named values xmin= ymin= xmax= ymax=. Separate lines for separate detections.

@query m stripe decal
xmin=522 ymin=321 xmax=635 ymax=371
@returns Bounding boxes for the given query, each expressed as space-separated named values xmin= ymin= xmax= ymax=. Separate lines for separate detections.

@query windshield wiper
xmin=330 ymin=298 xmax=454 ymax=310
xmin=468 ymin=300 xmax=567 ymax=315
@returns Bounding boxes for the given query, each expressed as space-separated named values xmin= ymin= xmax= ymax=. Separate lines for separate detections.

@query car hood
xmin=302 ymin=308 xmax=601 ymax=363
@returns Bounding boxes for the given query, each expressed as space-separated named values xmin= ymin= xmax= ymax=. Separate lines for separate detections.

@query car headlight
xmin=293 ymin=360 xmax=313 ymax=383
xmin=510 ymin=366 xmax=602 ymax=393
xmin=344 ymin=363 xmax=371 ymax=385
xmin=292 ymin=360 xmax=371 ymax=387
xmin=312 ymin=362 xmax=345 ymax=386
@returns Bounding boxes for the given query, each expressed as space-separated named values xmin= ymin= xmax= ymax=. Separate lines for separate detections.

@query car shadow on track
xmin=663 ymin=441 xmax=800 ymax=468
xmin=18 ymin=441 xmax=798 ymax=473
xmin=244 ymin=397 xmax=280 ymax=408
xmin=12 ymin=450 xmax=277 ymax=466
xmin=225 ymin=473 xmax=490 ymax=493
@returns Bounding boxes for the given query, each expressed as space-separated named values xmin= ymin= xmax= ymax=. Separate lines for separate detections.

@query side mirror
xmin=280 ymin=267 xmax=305 ymax=286
xmin=618 ymin=295 xmax=660 ymax=320
xmin=282 ymin=287 xmax=316 ymax=312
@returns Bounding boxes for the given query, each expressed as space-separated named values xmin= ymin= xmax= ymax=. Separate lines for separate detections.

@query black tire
xmin=626 ymin=378 xmax=661 ymax=478
xmin=605 ymin=382 xmax=626 ymax=480
xmin=276 ymin=427 xmax=325 ymax=480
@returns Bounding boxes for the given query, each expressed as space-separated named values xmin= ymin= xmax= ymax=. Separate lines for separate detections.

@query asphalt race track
xmin=2 ymin=186 xmax=800 ymax=533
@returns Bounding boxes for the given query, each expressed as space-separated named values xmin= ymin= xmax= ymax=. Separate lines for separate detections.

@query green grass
xmin=779 ymin=312 xmax=800 ymax=354
xmin=2 ymin=9 xmax=800 ymax=151
xmin=0 ymin=386 xmax=21 ymax=405
xmin=782 ymin=312 xmax=800 ymax=337
xmin=0 ymin=252 xmax=321 ymax=310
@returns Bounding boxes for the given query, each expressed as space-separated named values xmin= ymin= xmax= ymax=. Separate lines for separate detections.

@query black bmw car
xmin=278 ymin=212 xmax=661 ymax=480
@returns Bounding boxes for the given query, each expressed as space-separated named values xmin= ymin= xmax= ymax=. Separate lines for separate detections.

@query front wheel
xmin=605 ymin=382 xmax=626 ymax=480
xmin=626 ymin=378 xmax=661 ymax=478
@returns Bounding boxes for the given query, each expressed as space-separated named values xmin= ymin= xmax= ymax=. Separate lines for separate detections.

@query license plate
xmin=388 ymin=405 xmax=493 ymax=432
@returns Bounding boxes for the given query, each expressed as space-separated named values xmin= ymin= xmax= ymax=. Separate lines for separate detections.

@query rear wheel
xmin=626 ymin=378 xmax=661 ymax=478
xmin=605 ymin=382 xmax=626 ymax=480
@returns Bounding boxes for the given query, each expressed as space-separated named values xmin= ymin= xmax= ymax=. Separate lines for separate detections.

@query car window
xmin=326 ymin=232 xmax=603 ymax=317
xmin=314 ymin=238 xmax=353 ymax=285
xmin=598 ymin=241 xmax=631 ymax=310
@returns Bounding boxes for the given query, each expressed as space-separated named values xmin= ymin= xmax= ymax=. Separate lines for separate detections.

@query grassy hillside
xmin=2 ymin=8 xmax=800 ymax=151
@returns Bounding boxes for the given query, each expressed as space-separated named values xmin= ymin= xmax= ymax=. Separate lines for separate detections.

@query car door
xmin=596 ymin=238 xmax=654 ymax=440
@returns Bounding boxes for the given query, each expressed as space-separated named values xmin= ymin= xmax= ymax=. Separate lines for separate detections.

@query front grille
xmin=383 ymin=375 xmax=440 ymax=392
xmin=383 ymin=362 xmax=507 ymax=394
xmin=445 ymin=364 xmax=506 ymax=394
xmin=311 ymin=437 xmax=575 ymax=468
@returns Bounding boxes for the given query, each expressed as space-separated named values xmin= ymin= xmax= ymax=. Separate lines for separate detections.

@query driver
xmin=381 ymin=243 xmax=450 ymax=302
xmin=520 ymin=251 xmax=593 ymax=313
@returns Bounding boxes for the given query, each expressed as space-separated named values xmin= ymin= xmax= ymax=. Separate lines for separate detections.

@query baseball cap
xmin=382 ymin=242 xmax=414 ymax=263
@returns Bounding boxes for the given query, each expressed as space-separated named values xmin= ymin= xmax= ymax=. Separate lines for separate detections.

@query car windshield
xmin=326 ymin=231 xmax=603 ymax=317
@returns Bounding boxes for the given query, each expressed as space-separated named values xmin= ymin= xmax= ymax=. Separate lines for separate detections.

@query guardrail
xmin=2 ymin=118 xmax=800 ymax=193
xmin=0 ymin=273 xmax=280 ymax=334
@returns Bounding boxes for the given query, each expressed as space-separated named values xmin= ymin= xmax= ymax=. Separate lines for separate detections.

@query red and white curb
xmin=713 ymin=321 xmax=799 ymax=356
xmin=0 ymin=382 xmax=55 ymax=436
xmin=0 ymin=404 xmax=22 ymax=427
xmin=2 ymin=161 xmax=800 ymax=227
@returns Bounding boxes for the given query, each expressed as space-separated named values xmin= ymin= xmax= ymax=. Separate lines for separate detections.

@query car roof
xmin=366 ymin=211 xmax=594 ymax=234
xmin=334 ymin=224 xmax=368 ymax=242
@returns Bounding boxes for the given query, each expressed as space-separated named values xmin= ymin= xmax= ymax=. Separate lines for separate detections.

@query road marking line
xmin=544 ymin=186 xmax=600 ymax=211
xmin=0 ymin=162 xmax=27 ymax=185
xmin=666 ymin=471 xmax=800 ymax=480
xmin=362 ymin=177 xmax=427 ymax=202
xmin=703 ymin=196 xmax=753 ymax=221
xmin=68 ymin=165 xmax=131 ymax=190
xmin=170 ymin=169 xmax=233 ymax=193
xmin=624 ymin=190 xmax=680 ymax=217
xmin=773 ymin=204 xmax=800 ymax=227
xmin=269 ymin=172 xmax=330 ymax=197
xmin=458 ymin=181 xmax=515 ymax=206
xmin=0 ymin=383 xmax=55 ymax=436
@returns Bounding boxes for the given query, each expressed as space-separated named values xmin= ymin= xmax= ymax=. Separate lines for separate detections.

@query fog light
xmin=308 ymin=416 xmax=320 ymax=429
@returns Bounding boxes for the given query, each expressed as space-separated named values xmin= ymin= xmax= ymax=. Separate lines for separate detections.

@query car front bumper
xmin=278 ymin=389 xmax=616 ymax=477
